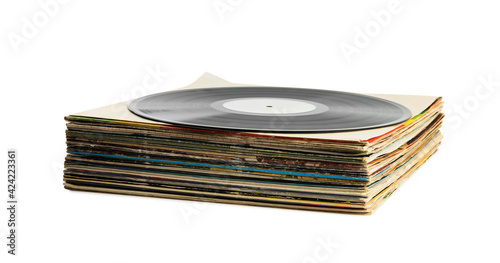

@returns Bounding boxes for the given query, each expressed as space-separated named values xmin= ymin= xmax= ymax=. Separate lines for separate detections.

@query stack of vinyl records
xmin=63 ymin=73 xmax=443 ymax=214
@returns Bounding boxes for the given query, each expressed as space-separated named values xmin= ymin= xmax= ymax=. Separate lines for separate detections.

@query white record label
xmin=221 ymin=98 xmax=317 ymax=115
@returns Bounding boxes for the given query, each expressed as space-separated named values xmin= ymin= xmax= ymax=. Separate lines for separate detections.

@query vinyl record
xmin=128 ymin=87 xmax=412 ymax=133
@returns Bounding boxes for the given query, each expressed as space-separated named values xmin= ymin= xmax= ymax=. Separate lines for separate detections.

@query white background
xmin=1 ymin=1 xmax=499 ymax=262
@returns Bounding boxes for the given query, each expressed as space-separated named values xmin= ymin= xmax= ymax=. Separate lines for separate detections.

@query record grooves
xmin=128 ymin=87 xmax=412 ymax=133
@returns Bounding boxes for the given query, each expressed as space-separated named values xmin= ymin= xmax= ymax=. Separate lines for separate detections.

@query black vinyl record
xmin=128 ymin=87 xmax=412 ymax=133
